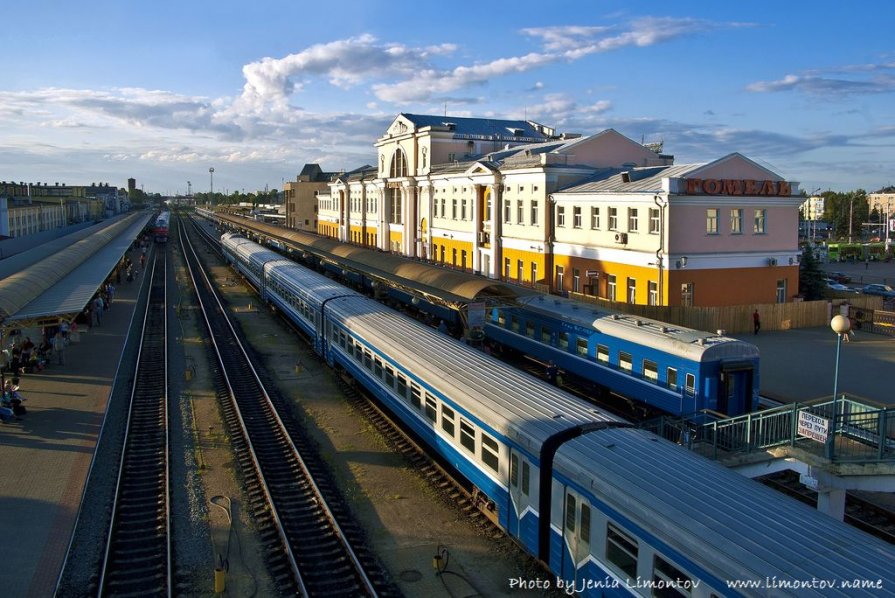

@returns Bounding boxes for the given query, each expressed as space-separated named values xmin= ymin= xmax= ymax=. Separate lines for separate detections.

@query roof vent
xmin=442 ymin=122 xmax=456 ymax=130
xmin=635 ymin=320 xmax=643 ymax=326
xmin=611 ymin=314 xmax=620 ymax=320
xmin=697 ymin=338 xmax=705 ymax=346
xmin=621 ymin=171 xmax=631 ymax=183
xmin=717 ymin=329 xmax=726 ymax=335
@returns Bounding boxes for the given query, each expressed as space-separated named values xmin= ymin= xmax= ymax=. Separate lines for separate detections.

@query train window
xmin=565 ymin=494 xmax=576 ymax=532
xmin=685 ymin=373 xmax=696 ymax=395
xmin=460 ymin=419 xmax=476 ymax=453
xmin=597 ymin=344 xmax=609 ymax=363
xmin=667 ymin=367 xmax=677 ymax=390
xmin=364 ymin=349 xmax=372 ymax=370
xmin=339 ymin=331 xmax=347 ymax=348
xmin=580 ymin=503 xmax=591 ymax=543
xmin=521 ymin=461 xmax=530 ymax=496
xmin=526 ymin=321 xmax=535 ymax=338
xmin=425 ymin=396 xmax=437 ymax=422
xmin=511 ymin=316 xmax=520 ymax=332
xmin=385 ymin=366 xmax=395 ymax=387
xmin=643 ymin=360 xmax=658 ymax=383
xmin=497 ymin=309 xmax=506 ymax=326
xmin=354 ymin=342 xmax=363 ymax=361
xmin=652 ymin=556 xmax=693 ymax=597
xmin=441 ymin=405 xmax=455 ymax=436
xmin=559 ymin=332 xmax=568 ymax=350
xmin=606 ymin=523 xmax=638 ymax=578
xmin=541 ymin=326 xmax=550 ymax=343
xmin=481 ymin=434 xmax=499 ymax=472
xmin=619 ymin=351 xmax=632 ymax=372
xmin=374 ymin=357 xmax=383 ymax=379
xmin=410 ymin=383 xmax=423 ymax=409
xmin=397 ymin=374 xmax=408 ymax=399
xmin=576 ymin=338 xmax=587 ymax=356
xmin=510 ymin=454 xmax=518 ymax=487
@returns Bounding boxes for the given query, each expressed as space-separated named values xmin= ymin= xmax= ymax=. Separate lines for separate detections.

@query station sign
xmin=797 ymin=411 xmax=829 ymax=443
xmin=684 ymin=178 xmax=792 ymax=197
xmin=585 ymin=270 xmax=599 ymax=277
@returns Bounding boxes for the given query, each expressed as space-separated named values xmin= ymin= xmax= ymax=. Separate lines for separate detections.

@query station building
xmin=312 ymin=113 xmax=803 ymax=307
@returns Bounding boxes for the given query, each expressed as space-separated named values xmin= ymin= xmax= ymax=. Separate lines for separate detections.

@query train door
xmin=720 ymin=366 xmax=754 ymax=415
xmin=508 ymin=449 xmax=537 ymax=550
xmin=561 ymin=487 xmax=592 ymax=584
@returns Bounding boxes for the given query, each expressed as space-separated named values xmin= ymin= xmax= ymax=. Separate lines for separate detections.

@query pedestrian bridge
xmin=644 ymin=397 xmax=895 ymax=520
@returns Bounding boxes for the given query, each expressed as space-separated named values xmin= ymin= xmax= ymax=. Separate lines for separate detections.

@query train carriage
xmin=487 ymin=295 xmax=759 ymax=417
xmin=153 ymin=211 xmax=170 ymax=243
xmin=219 ymin=233 xmax=895 ymax=596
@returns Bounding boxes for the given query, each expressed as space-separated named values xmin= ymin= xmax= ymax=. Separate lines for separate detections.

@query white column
xmin=472 ymin=185 xmax=481 ymax=273
xmin=489 ymin=183 xmax=501 ymax=279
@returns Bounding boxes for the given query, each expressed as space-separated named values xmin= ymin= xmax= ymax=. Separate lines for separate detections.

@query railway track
xmin=99 ymin=249 xmax=172 ymax=596
xmin=179 ymin=216 xmax=392 ymax=597
xmin=758 ymin=470 xmax=895 ymax=544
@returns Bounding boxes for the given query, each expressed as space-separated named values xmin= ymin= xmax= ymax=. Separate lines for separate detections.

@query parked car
xmin=825 ymin=280 xmax=858 ymax=293
xmin=862 ymin=283 xmax=895 ymax=298
xmin=829 ymin=272 xmax=852 ymax=284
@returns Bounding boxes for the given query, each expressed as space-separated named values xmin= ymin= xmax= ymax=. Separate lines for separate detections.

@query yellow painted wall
xmin=501 ymin=247 xmax=546 ymax=284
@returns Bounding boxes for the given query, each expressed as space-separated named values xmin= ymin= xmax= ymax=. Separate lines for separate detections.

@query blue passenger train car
xmin=487 ymin=295 xmax=759 ymax=417
xmin=220 ymin=233 xmax=895 ymax=597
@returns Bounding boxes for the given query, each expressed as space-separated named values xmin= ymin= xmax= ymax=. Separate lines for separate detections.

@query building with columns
xmin=316 ymin=113 xmax=803 ymax=307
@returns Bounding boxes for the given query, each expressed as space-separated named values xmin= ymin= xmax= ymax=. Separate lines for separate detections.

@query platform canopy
xmin=0 ymin=211 xmax=151 ymax=329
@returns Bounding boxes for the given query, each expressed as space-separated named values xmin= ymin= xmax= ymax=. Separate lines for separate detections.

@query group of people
xmin=0 ymin=378 xmax=27 ymax=422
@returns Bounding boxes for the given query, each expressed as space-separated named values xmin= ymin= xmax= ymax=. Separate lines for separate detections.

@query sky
xmin=2 ymin=1 xmax=893 ymax=196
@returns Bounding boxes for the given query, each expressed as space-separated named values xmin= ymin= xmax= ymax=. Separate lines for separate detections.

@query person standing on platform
xmin=53 ymin=331 xmax=65 ymax=365
xmin=753 ymin=310 xmax=761 ymax=335
xmin=546 ymin=361 xmax=559 ymax=385
xmin=93 ymin=295 xmax=104 ymax=327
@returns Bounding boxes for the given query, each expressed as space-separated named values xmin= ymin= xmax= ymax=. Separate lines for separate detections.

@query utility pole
xmin=848 ymin=196 xmax=854 ymax=243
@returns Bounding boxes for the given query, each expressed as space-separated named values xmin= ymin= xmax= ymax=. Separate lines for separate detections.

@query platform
xmin=0 ymin=259 xmax=146 ymax=597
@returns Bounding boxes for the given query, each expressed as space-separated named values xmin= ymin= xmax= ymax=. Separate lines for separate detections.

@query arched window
xmin=390 ymin=150 xmax=408 ymax=178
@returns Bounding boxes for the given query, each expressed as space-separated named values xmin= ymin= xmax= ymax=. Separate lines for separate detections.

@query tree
xmin=799 ymin=246 xmax=827 ymax=300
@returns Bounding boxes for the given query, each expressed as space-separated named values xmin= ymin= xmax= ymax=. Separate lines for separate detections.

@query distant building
xmin=284 ymin=164 xmax=342 ymax=231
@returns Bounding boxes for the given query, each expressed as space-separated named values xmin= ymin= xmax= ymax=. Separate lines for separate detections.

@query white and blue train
xmin=486 ymin=296 xmax=759 ymax=418
xmin=222 ymin=232 xmax=894 ymax=597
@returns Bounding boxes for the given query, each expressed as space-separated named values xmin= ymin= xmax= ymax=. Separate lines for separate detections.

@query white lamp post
xmin=827 ymin=314 xmax=851 ymax=458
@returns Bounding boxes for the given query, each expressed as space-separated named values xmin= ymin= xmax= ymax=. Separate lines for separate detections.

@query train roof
xmin=222 ymin=233 xmax=282 ymax=267
xmin=326 ymin=294 xmax=623 ymax=449
xmin=265 ymin=259 xmax=362 ymax=302
xmin=514 ymin=294 xmax=759 ymax=361
xmin=558 ymin=429 xmax=895 ymax=595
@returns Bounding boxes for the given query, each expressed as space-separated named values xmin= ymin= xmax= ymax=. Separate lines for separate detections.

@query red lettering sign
xmin=683 ymin=178 xmax=793 ymax=196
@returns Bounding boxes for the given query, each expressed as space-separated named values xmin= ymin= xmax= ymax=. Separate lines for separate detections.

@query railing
xmin=644 ymin=397 xmax=895 ymax=464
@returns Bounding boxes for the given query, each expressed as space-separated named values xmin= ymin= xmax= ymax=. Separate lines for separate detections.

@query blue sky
xmin=2 ymin=1 xmax=893 ymax=195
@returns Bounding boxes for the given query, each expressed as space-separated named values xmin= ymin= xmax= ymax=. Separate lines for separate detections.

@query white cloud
xmin=747 ymin=62 xmax=895 ymax=96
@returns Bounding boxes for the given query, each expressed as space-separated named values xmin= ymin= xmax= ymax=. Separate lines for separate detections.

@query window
xmin=541 ymin=326 xmax=551 ymax=343
xmin=504 ymin=199 xmax=511 ymax=223
xmin=754 ymin=209 xmax=766 ymax=233
xmin=452 ymin=199 xmax=458 ymax=220
xmin=510 ymin=454 xmax=518 ymax=487
xmin=565 ymin=494 xmax=576 ymax=532
xmin=619 ymin=351 xmax=632 ymax=372
xmin=460 ymin=419 xmax=476 ymax=453
xmin=517 ymin=200 xmax=524 ymax=224
xmin=573 ymin=269 xmax=580 ymax=293
xmin=653 ymin=556 xmax=693 ymax=598
xmin=608 ymin=207 xmax=618 ymax=230
xmin=681 ymin=282 xmax=693 ymax=307
xmin=374 ymin=357 xmax=383 ymax=379
xmin=504 ymin=257 xmax=511 ymax=279
xmin=385 ymin=366 xmax=395 ymax=387
xmin=648 ymin=281 xmax=658 ymax=306
xmin=511 ymin=316 xmax=520 ymax=332
xmin=521 ymin=461 xmax=530 ymax=496
xmin=580 ymin=504 xmax=591 ymax=544
xmin=608 ymin=275 xmax=617 ymax=301
xmin=644 ymin=360 xmax=658 ymax=383
xmin=526 ymin=320 xmax=535 ymax=338
xmin=531 ymin=200 xmax=539 ymax=225
xmin=410 ymin=383 xmax=422 ymax=409
xmin=776 ymin=279 xmax=787 ymax=303
xmin=531 ymin=262 xmax=538 ymax=285
xmin=517 ymin=259 xmax=524 ymax=281
xmin=555 ymin=265 xmax=564 ymax=290
xmin=557 ymin=206 xmax=566 ymax=227
xmin=364 ymin=349 xmax=372 ymax=370
xmin=597 ymin=344 xmax=609 ymax=363
xmin=607 ymin=523 xmax=638 ymax=578
xmin=576 ymin=338 xmax=588 ymax=356
xmin=591 ymin=206 xmax=600 ymax=229
xmin=649 ymin=207 xmax=660 ymax=234
xmin=706 ymin=208 xmax=719 ymax=234
xmin=628 ymin=208 xmax=638 ymax=232
xmin=481 ymin=434 xmax=499 ymax=472
xmin=441 ymin=405 xmax=455 ymax=436
xmin=685 ymin=373 xmax=696 ymax=395
xmin=425 ymin=395 xmax=437 ymax=421
xmin=730 ymin=208 xmax=743 ymax=234
xmin=559 ymin=332 xmax=569 ymax=350
xmin=461 ymin=198 xmax=468 ymax=220
xmin=573 ymin=206 xmax=582 ymax=228
xmin=627 ymin=278 xmax=636 ymax=304
xmin=397 ymin=374 xmax=407 ymax=399
xmin=667 ymin=367 xmax=678 ymax=390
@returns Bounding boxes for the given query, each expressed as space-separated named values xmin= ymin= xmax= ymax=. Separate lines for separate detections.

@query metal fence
xmin=645 ymin=397 xmax=895 ymax=464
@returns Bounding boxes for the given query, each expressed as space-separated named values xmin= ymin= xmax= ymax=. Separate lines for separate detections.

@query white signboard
xmin=797 ymin=411 xmax=829 ymax=443
xmin=467 ymin=302 xmax=486 ymax=328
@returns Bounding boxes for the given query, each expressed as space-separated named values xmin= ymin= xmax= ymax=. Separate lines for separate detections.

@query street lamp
xmin=827 ymin=314 xmax=851 ymax=458
xmin=209 ymin=167 xmax=215 ymax=205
